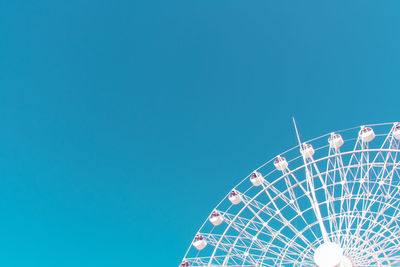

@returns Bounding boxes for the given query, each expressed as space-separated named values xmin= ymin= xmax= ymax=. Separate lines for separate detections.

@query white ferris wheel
xmin=180 ymin=122 xmax=400 ymax=267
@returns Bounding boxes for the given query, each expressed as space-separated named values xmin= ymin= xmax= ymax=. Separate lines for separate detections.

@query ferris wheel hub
xmin=314 ymin=242 xmax=349 ymax=267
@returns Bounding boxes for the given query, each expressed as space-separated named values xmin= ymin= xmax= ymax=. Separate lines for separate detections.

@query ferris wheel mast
xmin=293 ymin=118 xmax=330 ymax=245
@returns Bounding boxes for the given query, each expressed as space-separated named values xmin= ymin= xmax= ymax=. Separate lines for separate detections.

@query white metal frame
xmin=181 ymin=122 xmax=400 ymax=266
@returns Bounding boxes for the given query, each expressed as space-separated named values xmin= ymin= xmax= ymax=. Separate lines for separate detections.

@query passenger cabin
xmin=328 ymin=133 xmax=344 ymax=149
xmin=250 ymin=171 xmax=265 ymax=186
xmin=209 ymin=211 xmax=224 ymax=226
xmin=393 ymin=123 xmax=400 ymax=140
xmin=180 ymin=260 xmax=191 ymax=267
xmin=300 ymin=143 xmax=315 ymax=159
xmin=193 ymin=234 xmax=207 ymax=250
xmin=228 ymin=189 xmax=242 ymax=205
xmin=274 ymin=156 xmax=288 ymax=171
xmin=359 ymin=126 xmax=375 ymax=142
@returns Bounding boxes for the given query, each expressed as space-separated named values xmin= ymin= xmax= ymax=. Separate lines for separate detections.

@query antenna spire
xmin=292 ymin=117 xmax=302 ymax=147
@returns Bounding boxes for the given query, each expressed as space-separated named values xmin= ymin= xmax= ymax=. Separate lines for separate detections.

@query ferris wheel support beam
xmin=220 ymin=188 xmax=313 ymax=266
xmin=349 ymin=129 xmax=400 ymax=249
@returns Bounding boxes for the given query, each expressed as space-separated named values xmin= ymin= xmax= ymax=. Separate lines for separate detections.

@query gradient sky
xmin=0 ymin=1 xmax=400 ymax=266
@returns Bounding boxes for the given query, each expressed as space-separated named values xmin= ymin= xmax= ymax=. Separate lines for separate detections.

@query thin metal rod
xmin=292 ymin=117 xmax=302 ymax=146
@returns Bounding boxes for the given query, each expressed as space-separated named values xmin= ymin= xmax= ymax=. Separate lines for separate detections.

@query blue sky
xmin=0 ymin=1 xmax=399 ymax=266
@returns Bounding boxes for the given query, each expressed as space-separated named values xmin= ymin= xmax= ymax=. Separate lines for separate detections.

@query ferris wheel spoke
xmin=323 ymin=157 xmax=341 ymax=240
xmin=222 ymin=211 xmax=302 ymax=253
xmin=223 ymin=233 xmax=304 ymax=266
xmin=298 ymin=158 xmax=330 ymax=243
xmin=359 ymin=183 xmax=392 ymax=228
xmin=356 ymin=214 xmax=390 ymax=247
xmin=184 ymin=256 xmax=212 ymax=266
xmin=212 ymin=190 xmax=311 ymax=265
xmin=260 ymin=178 xmax=302 ymax=215
xmin=383 ymin=242 xmax=400 ymax=258
xmin=258 ymin=181 xmax=317 ymax=248
xmin=361 ymin=127 xmax=399 ymax=195
xmin=229 ymin=194 xmax=313 ymax=259
xmin=222 ymin=211 xmax=266 ymax=235
xmin=241 ymin=195 xmax=277 ymax=220
xmin=366 ymin=164 xmax=400 ymax=212
xmin=213 ymin=194 xmax=276 ymax=260
xmin=344 ymin=212 xmax=400 ymax=260
xmin=330 ymin=150 xmax=354 ymax=244
xmin=387 ymin=156 xmax=400 ymax=193
xmin=366 ymin=231 xmax=400 ymax=258
xmin=277 ymin=170 xmax=302 ymax=213
xmin=387 ymin=145 xmax=400 ymax=178
xmin=185 ymin=255 xmax=263 ymax=267
xmin=344 ymin=152 xmax=369 ymax=242
xmin=357 ymin=233 xmax=398 ymax=264
xmin=354 ymin=171 xmax=400 ymax=245
xmin=202 ymin=233 xmax=262 ymax=264
xmin=384 ymin=158 xmax=400 ymax=197
xmin=221 ymin=204 xmax=305 ymax=265
xmin=285 ymin=169 xmax=326 ymax=226
xmin=244 ymin=175 xmax=318 ymax=249
xmin=308 ymin=156 xmax=342 ymax=242
xmin=359 ymin=213 xmax=400 ymax=251
xmin=364 ymin=130 xmax=400 ymax=199
xmin=221 ymin=214 xmax=277 ymax=254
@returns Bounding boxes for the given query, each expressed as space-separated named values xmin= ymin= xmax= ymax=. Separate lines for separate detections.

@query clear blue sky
xmin=0 ymin=1 xmax=399 ymax=266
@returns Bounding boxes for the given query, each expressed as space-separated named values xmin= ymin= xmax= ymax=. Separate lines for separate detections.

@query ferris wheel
xmin=180 ymin=122 xmax=400 ymax=267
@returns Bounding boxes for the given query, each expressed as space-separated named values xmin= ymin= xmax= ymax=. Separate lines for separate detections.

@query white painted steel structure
xmin=180 ymin=122 xmax=400 ymax=266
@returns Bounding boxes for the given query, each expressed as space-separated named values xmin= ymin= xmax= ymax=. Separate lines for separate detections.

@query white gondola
xmin=359 ymin=126 xmax=375 ymax=142
xmin=393 ymin=123 xmax=400 ymax=140
xmin=209 ymin=211 xmax=224 ymax=226
xmin=274 ymin=156 xmax=288 ymax=171
xmin=250 ymin=171 xmax=265 ymax=186
xmin=180 ymin=260 xmax=191 ymax=267
xmin=300 ymin=143 xmax=315 ymax=159
xmin=228 ymin=189 xmax=242 ymax=205
xmin=328 ymin=133 xmax=344 ymax=149
xmin=193 ymin=234 xmax=207 ymax=250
